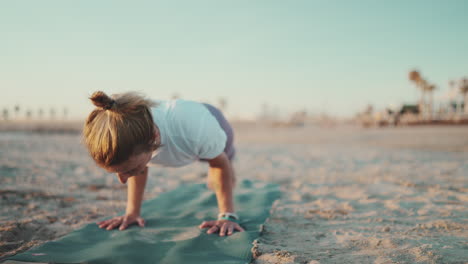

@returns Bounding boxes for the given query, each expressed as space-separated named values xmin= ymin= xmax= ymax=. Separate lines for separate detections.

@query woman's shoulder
xmin=153 ymin=99 xmax=210 ymax=132
xmin=153 ymin=99 xmax=207 ymax=115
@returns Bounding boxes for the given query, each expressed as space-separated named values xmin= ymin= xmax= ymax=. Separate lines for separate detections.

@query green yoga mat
xmin=5 ymin=180 xmax=280 ymax=264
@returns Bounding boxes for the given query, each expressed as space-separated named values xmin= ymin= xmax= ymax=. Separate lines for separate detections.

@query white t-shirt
xmin=147 ymin=99 xmax=227 ymax=167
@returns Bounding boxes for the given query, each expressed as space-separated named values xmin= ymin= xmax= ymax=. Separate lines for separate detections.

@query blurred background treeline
xmin=2 ymin=71 xmax=468 ymax=133
xmin=356 ymin=72 xmax=468 ymax=127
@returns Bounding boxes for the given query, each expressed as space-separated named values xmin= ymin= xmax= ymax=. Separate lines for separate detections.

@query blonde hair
xmin=83 ymin=91 xmax=158 ymax=167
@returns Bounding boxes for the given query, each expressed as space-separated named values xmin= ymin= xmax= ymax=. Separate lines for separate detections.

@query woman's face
xmin=106 ymin=151 xmax=153 ymax=184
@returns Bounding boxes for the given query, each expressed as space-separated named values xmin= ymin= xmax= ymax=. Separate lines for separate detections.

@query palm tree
xmin=460 ymin=78 xmax=468 ymax=115
xmin=409 ymin=70 xmax=425 ymax=118
xmin=25 ymin=110 xmax=32 ymax=119
xmin=260 ymin=103 xmax=270 ymax=120
xmin=218 ymin=97 xmax=227 ymax=112
xmin=409 ymin=70 xmax=421 ymax=82
xmin=449 ymin=80 xmax=456 ymax=92
xmin=50 ymin=108 xmax=56 ymax=119
xmin=419 ymin=78 xmax=429 ymax=119
xmin=2 ymin=109 xmax=8 ymax=120
xmin=425 ymin=84 xmax=436 ymax=119
xmin=38 ymin=108 xmax=44 ymax=119
xmin=448 ymin=80 xmax=457 ymax=113
xmin=14 ymin=105 xmax=20 ymax=120
xmin=171 ymin=93 xmax=181 ymax=100
xmin=63 ymin=107 xmax=68 ymax=120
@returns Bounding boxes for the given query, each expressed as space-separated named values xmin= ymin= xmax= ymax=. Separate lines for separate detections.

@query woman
xmin=83 ymin=91 xmax=243 ymax=237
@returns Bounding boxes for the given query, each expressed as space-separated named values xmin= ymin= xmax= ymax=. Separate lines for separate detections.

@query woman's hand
xmin=199 ymin=220 xmax=245 ymax=236
xmin=97 ymin=213 xmax=145 ymax=231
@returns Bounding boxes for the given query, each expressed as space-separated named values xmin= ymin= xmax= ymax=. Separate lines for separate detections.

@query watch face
xmin=220 ymin=213 xmax=238 ymax=220
xmin=218 ymin=212 xmax=239 ymax=221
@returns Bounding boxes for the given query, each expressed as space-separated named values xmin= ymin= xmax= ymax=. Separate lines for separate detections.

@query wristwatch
xmin=217 ymin=212 xmax=239 ymax=222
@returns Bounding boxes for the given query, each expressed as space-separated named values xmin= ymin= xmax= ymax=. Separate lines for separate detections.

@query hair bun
xmin=90 ymin=91 xmax=115 ymax=110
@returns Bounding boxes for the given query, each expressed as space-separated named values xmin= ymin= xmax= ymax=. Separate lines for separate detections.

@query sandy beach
xmin=1 ymin=123 xmax=467 ymax=263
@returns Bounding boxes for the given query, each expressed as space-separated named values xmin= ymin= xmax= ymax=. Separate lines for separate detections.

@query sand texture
xmin=1 ymin=124 xmax=467 ymax=263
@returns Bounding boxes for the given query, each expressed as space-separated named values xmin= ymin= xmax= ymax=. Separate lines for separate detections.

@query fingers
xmin=119 ymin=218 xmax=129 ymax=231
xmin=206 ymin=225 xmax=219 ymax=234
xmin=97 ymin=219 xmax=112 ymax=226
xmin=227 ymin=225 xmax=234 ymax=236
xmin=98 ymin=218 xmax=119 ymax=229
xmin=137 ymin=217 xmax=145 ymax=228
xmin=106 ymin=220 xmax=122 ymax=230
xmin=200 ymin=220 xmax=245 ymax=236
xmin=117 ymin=216 xmax=146 ymax=230
xmin=97 ymin=215 xmax=146 ymax=231
xmin=198 ymin=220 xmax=216 ymax=229
xmin=219 ymin=223 xmax=227 ymax=236
xmin=220 ymin=223 xmax=243 ymax=236
xmin=100 ymin=218 xmax=120 ymax=226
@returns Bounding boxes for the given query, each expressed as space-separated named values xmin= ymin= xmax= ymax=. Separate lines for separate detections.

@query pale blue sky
xmin=1 ymin=0 xmax=467 ymax=119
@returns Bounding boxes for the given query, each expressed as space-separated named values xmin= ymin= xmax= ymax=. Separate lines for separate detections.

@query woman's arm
xmin=199 ymin=152 xmax=244 ymax=236
xmin=97 ymin=167 xmax=148 ymax=231
xmin=126 ymin=166 xmax=148 ymax=217
xmin=207 ymin=152 xmax=234 ymax=213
